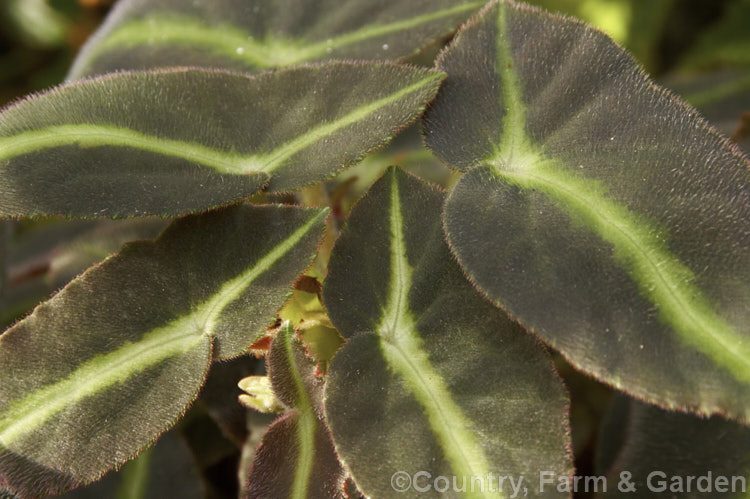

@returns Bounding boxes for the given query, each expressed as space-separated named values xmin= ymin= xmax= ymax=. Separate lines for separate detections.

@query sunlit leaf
xmin=243 ymin=323 xmax=344 ymax=499
xmin=600 ymin=398 xmax=750 ymax=498
xmin=424 ymin=0 xmax=750 ymax=421
xmin=69 ymin=0 xmax=485 ymax=78
xmin=323 ymin=167 xmax=572 ymax=498
xmin=58 ymin=431 xmax=205 ymax=499
xmin=0 ymin=63 xmax=443 ymax=217
xmin=0 ymin=205 xmax=326 ymax=497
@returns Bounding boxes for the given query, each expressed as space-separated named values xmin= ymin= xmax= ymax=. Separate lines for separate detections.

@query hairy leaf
xmin=69 ymin=0 xmax=485 ymax=78
xmin=244 ymin=323 xmax=344 ymax=499
xmin=0 ymin=205 xmax=326 ymax=497
xmin=424 ymin=0 xmax=750 ymax=420
xmin=323 ymin=167 xmax=572 ymax=498
xmin=600 ymin=399 xmax=750 ymax=498
xmin=58 ymin=431 xmax=205 ymax=499
xmin=0 ymin=64 xmax=443 ymax=217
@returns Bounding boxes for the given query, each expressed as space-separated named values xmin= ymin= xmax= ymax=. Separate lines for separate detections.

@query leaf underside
xmin=0 ymin=204 xmax=326 ymax=497
xmin=323 ymin=167 xmax=572 ymax=498
xmin=0 ymin=63 xmax=443 ymax=217
xmin=244 ymin=323 xmax=344 ymax=499
xmin=424 ymin=0 xmax=750 ymax=421
xmin=69 ymin=0 xmax=485 ymax=78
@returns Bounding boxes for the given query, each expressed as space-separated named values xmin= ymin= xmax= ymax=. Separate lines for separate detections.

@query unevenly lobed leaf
xmin=0 ymin=63 xmax=443 ymax=217
xmin=243 ymin=322 xmax=344 ymax=499
xmin=69 ymin=0 xmax=485 ymax=78
xmin=0 ymin=204 xmax=327 ymax=497
xmin=424 ymin=0 xmax=750 ymax=421
xmin=323 ymin=167 xmax=572 ymax=498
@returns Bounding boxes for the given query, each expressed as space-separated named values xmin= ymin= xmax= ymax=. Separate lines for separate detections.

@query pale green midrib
xmin=0 ymin=125 xmax=247 ymax=173
xmin=487 ymin=1 xmax=749 ymax=383
xmin=199 ymin=212 xmax=326 ymax=334
xmin=381 ymin=343 xmax=499 ymax=499
xmin=378 ymin=173 xmax=497 ymax=499
xmin=494 ymin=2 xmax=530 ymax=161
xmin=381 ymin=173 xmax=411 ymax=337
xmin=0 ymin=316 xmax=203 ymax=446
xmin=0 ymin=212 xmax=325 ymax=446
xmin=296 ymin=3 xmax=486 ymax=63
xmin=281 ymin=324 xmax=317 ymax=499
xmin=499 ymin=164 xmax=750 ymax=381
xmin=87 ymin=3 xmax=484 ymax=69
xmin=0 ymin=74 xmax=440 ymax=175
xmin=116 ymin=447 xmax=152 ymax=499
xmin=256 ymin=74 xmax=443 ymax=172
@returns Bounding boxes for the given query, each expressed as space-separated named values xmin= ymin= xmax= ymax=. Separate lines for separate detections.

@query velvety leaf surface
xmin=57 ymin=431 xmax=204 ymax=499
xmin=323 ymin=167 xmax=572 ymax=498
xmin=601 ymin=399 xmax=750 ymax=498
xmin=424 ymin=1 xmax=750 ymax=420
xmin=0 ymin=64 xmax=443 ymax=217
xmin=244 ymin=323 xmax=344 ymax=499
xmin=69 ymin=0 xmax=485 ymax=78
xmin=0 ymin=204 xmax=326 ymax=497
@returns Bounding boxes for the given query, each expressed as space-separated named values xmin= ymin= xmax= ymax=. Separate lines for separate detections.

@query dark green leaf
xmin=424 ymin=0 xmax=750 ymax=421
xmin=0 ymin=204 xmax=326 ymax=497
xmin=323 ymin=167 xmax=572 ymax=498
xmin=243 ymin=323 xmax=344 ymax=499
xmin=600 ymin=399 xmax=750 ymax=498
xmin=69 ymin=0 xmax=485 ymax=78
xmin=57 ymin=431 xmax=205 ymax=499
xmin=0 ymin=63 xmax=443 ymax=217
